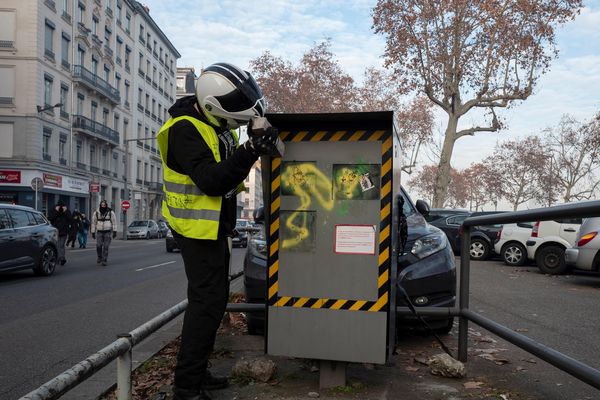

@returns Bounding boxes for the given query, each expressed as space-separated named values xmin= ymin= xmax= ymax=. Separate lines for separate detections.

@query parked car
xmin=493 ymin=222 xmax=534 ymax=266
xmin=157 ymin=220 xmax=169 ymax=238
xmin=429 ymin=211 xmax=504 ymax=260
xmin=126 ymin=219 xmax=160 ymax=239
xmin=164 ymin=224 xmax=180 ymax=252
xmin=526 ymin=218 xmax=581 ymax=274
xmin=424 ymin=208 xmax=470 ymax=223
xmin=0 ymin=204 xmax=59 ymax=276
xmin=232 ymin=221 xmax=249 ymax=248
xmin=565 ymin=217 xmax=600 ymax=272
xmin=243 ymin=187 xmax=457 ymax=336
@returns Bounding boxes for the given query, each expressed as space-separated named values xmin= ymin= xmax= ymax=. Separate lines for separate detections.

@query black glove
xmin=112 ymin=231 xmax=117 ymax=239
xmin=92 ymin=233 xmax=96 ymax=239
xmin=245 ymin=127 xmax=279 ymax=156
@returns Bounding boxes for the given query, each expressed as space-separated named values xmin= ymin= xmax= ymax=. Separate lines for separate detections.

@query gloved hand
xmin=244 ymin=127 xmax=279 ymax=156
xmin=92 ymin=233 xmax=96 ymax=239
xmin=112 ymin=231 xmax=117 ymax=239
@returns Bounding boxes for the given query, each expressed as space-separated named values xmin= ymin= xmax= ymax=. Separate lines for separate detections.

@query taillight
xmin=577 ymin=232 xmax=598 ymax=247
xmin=531 ymin=221 xmax=540 ymax=238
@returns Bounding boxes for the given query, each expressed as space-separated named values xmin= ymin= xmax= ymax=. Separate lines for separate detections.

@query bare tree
xmin=372 ymin=0 xmax=583 ymax=207
xmin=408 ymin=164 xmax=465 ymax=207
xmin=251 ymin=42 xmax=434 ymax=176
xmin=543 ymin=114 xmax=600 ymax=203
xmin=485 ymin=135 xmax=548 ymax=210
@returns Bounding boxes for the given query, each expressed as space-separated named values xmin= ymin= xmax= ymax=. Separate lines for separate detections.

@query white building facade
xmin=240 ymin=160 xmax=262 ymax=220
xmin=0 ymin=0 xmax=179 ymax=229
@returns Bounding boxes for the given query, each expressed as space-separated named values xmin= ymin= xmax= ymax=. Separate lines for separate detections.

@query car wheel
xmin=434 ymin=318 xmax=454 ymax=335
xmin=469 ymin=238 xmax=490 ymax=260
xmin=501 ymin=242 xmax=527 ymax=266
xmin=34 ymin=245 xmax=57 ymax=276
xmin=166 ymin=245 xmax=173 ymax=253
xmin=536 ymin=245 xmax=568 ymax=275
xmin=145 ymin=232 xmax=149 ymax=240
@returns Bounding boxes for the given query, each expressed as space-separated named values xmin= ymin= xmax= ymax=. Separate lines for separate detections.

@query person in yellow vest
xmin=157 ymin=62 xmax=275 ymax=400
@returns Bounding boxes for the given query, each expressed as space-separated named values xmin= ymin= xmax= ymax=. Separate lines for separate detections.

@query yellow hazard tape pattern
xmin=267 ymin=129 xmax=393 ymax=312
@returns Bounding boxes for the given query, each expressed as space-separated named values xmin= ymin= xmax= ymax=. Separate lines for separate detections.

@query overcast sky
xmin=143 ymin=0 xmax=600 ymax=205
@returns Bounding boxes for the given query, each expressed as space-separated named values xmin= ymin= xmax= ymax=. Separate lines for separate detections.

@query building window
xmin=44 ymin=75 xmax=53 ymax=107
xmin=125 ymin=13 xmax=131 ymax=32
xmin=136 ymin=159 xmax=141 ymax=180
xmin=61 ymin=33 xmax=70 ymax=67
xmin=123 ymin=119 xmax=129 ymax=140
xmin=102 ymin=148 xmax=107 ymax=169
xmin=114 ymin=113 xmax=119 ymax=130
xmin=104 ymin=26 xmax=111 ymax=45
xmin=115 ymin=74 xmax=121 ymax=92
xmin=151 ymin=99 xmax=155 ymax=114
xmin=124 ymin=47 xmax=131 ymax=69
xmin=137 ymin=88 xmax=142 ymax=106
xmin=124 ymin=81 xmax=130 ymax=103
xmin=146 ymin=60 xmax=150 ymax=75
xmin=59 ymin=84 xmax=68 ymax=115
xmin=116 ymin=2 xmax=122 ymax=23
xmin=103 ymin=64 xmax=110 ymax=82
xmin=43 ymin=128 xmax=52 ymax=159
xmin=92 ymin=16 xmax=98 ymax=36
xmin=91 ymin=56 xmax=98 ymax=75
xmin=76 ymin=93 xmax=84 ymax=115
xmin=90 ymin=144 xmax=96 ymax=166
xmin=59 ymin=136 xmax=66 ymax=162
xmin=139 ymin=24 xmax=144 ymax=42
xmin=76 ymin=140 xmax=82 ymax=162
xmin=150 ymin=165 xmax=154 ymax=182
xmin=137 ymin=122 xmax=142 ymax=139
xmin=102 ymin=108 xmax=109 ymax=126
xmin=0 ymin=10 xmax=16 ymax=49
xmin=77 ymin=2 xmax=85 ymax=24
xmin=77 ymin=45 xmax=85 ymax=65
xmin=91 ymin=101 xmax=97 ymax=121
xmin=44 ymin=19 xmax=55 ymax=59
xmin=145 ymin=93 xmax=149 ymax=109
xmin=62 ymin=0 xmax=70 ymax=18
xmin=0 ymin=66 xmax=15 ymax=105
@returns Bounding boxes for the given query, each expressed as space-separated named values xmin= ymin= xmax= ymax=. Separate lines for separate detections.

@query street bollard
xmin=116 ymin=333 xmax=133 ymax=400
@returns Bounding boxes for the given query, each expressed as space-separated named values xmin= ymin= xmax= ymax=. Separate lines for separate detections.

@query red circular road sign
xmin=121 ymin=200 xmax=131 ymax=211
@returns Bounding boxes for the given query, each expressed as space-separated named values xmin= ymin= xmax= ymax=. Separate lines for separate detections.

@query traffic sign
xmin=121 ymin=200 xmax=131 ymax=211
xmin=31 ymin=177 xmax=44 ymax=191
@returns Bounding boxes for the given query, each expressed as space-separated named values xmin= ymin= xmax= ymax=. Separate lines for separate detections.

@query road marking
xmin=136 ymin=261 xmax=176 ymax=272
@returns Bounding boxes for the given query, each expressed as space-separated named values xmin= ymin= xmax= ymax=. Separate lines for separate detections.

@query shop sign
xmin=65 ymin=177 xmax=88 ymax=194
xmin=90 ymin=182 xmax=100 ymax=192
xmin=0 ymin=170 xmax=21 ymax=184
xmin=43 ymin=173 xmax=63 ymax=188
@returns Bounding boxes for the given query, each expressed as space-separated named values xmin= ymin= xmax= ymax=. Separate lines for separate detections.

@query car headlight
xmin=411 ymin=231 xmax=447 ymax=259
xmin=248 ymin=237 xmax=267 ymax=259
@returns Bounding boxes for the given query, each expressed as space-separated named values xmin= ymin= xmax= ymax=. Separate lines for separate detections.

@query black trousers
xmin=173 ymin=235 xmax=230 ymax=390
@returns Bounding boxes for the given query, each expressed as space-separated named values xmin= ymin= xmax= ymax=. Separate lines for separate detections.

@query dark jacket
xmin=166 ymin=96 xmax=257 ymax=237
xmin=49 ymin=206 xmax=73 ymax=236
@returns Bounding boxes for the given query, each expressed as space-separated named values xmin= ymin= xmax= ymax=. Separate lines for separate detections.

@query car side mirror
xmin=415 ymin=199 xmax=430 ymax=216
xmin=232 ymin=228 xmax=239 ymax=237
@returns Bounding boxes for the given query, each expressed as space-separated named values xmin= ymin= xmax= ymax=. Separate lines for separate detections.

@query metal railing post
xmin=116 ymin=333 xmax=133 ymax=400
xmin=458 ymin=225 xmax=471 ymax=362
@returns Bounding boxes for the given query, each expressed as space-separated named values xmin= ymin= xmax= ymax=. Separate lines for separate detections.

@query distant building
xmin=176 ymin=67 xmax=196 ymax=98
xmin=240 ymin=160 xmax=263 ymax=220
xmin=0 ymin=0 xmax=180 ymax=228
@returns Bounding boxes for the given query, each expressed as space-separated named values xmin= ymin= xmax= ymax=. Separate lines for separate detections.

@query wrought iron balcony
xmin=43 ymin=153 xmax=52 ymax=161
xmin=72 ymin=114 xmax=120 ymax=145
xmin=104 ymin=45 xmax=113 ymax=58
xmin=72 ymin=65 xmax=120 ymax=104
xmin=77 ymin=162 xmax=87 ymax=170
xmin=60 ymin=158 xmax=67 ymax=165
xmin=90 ymin=166 xmax=99 ymax=173
xmin=102 ymin=169 xmax=110 ymax=176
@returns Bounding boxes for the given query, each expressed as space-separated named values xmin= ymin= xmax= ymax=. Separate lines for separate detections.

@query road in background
xmin=469 ymin=259 xmax=600 ymax=399
xmin=0 ymin=239 xmax=246 ymax=399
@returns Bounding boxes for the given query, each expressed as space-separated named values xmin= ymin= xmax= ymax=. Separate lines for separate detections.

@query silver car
xmin=126 ymin=220 xmax=160 ymax=239
xmin=565 ymin=217 xmax=600 ymax=271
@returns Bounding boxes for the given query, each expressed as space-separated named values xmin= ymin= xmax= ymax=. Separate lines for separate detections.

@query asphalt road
xmin=0 ymin=238 xmax=246 ymax=400
xmin=469 ymin=259 xmax=600 ymax=399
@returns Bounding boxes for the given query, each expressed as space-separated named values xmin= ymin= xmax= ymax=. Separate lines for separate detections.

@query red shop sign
xmin=0 ymin=170 xmax=21 ymax=184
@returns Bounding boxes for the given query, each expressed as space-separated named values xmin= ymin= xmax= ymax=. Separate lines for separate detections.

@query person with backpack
xmin=78 ymin=213 xmax=90 ymax=248
xmin=90 ymin=200 xmax=117 ymax=266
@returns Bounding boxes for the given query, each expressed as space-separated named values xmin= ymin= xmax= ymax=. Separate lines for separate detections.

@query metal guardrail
xmin=19 ymin=201 xmax=600 ymax=399
xmin=455 ymin=200 xmax=600 ymax=390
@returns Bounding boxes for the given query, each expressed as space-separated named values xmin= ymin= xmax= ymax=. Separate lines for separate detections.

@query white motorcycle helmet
xmin=196 ymin=63 xmax=266 ymax=129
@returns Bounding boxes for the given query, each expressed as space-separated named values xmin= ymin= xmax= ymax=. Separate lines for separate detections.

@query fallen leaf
xmin=477 ymin=353 xmax=510 ymax=365
xmin=524 ymin=358 xmax=537 ymax=364
xmin=463 ymin=381 xmax=485 ymax=389
xmin=414 ymin=357 xmax=429 ymax=366
xmin=405 ymin=366 xmax=419 ymax=372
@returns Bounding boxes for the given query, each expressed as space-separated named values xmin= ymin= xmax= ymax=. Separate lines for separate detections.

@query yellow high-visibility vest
xmin=157 ymin=115 xmax=243 ymax=240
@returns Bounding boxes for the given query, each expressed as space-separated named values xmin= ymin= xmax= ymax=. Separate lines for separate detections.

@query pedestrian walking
xmin=78 ymin=213 xmax=90 ymax=248
xmin=48 ymin=200 xmax=73 ymax=265
xmin=66 ymin=211 xmax=81 ymax=248
xmin=91 ymin=200 xmax=117 ymax=266
xmin=158 ymin=62 xmax=276 ymax=400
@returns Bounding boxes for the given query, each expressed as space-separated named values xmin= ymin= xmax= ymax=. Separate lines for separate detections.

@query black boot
xmin=172 ymin=386 xmax=211 ymax=400
xmin=198 ymin=370 xmax=228 ymax=390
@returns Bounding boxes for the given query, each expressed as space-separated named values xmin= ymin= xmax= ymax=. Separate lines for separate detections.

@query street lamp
xmin=36 ymin=103 xmax=63 ymax=113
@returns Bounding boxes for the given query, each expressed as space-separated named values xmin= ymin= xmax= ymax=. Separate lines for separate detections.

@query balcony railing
xmin=91 ymin=34 xmax=102 ymax=48
xmin=102 ymin=169 xmax=110 ymax=176
xmin=77 ymin=162 xmax=87 ymax=171
xmin=60 ymin=158 xmax=67 ymax=165
xmin=90 ymin=166 xmax=99 ymax=173
xmin=104 ymin=45 xmax=113 ymax=58
xmin=72 ymin=114 xmax=120 ymax=145
xmin=44 ymin=49 xmax=55 ymax=60
xmin=43 ymin=153 xmax=52 ymax=161
xmin=61 ymin=59 xmax=70 ymax=70
xmin=61 ymin=11 xmax=71 ymax=24
xmin=72 ymin=65 xmax=120 ymax=104
xmin=60 ymin=110 xmax=69 ymax=120
xmin=77 ymin=23 xmax=90 ymax=37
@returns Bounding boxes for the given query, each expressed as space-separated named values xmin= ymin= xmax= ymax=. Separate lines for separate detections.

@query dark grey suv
xmin=0 ymin=204 xmax=59 ymax=276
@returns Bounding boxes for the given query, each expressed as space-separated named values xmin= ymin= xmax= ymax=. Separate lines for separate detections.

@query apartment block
xmin=0 ymin=0 xmax=179 ymax=228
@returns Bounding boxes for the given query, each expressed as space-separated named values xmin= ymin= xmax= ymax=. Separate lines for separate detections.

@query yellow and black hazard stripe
xmin=267 ymin=129 xmax=393 ymax=312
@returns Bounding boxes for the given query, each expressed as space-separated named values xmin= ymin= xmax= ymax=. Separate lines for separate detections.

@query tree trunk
xmin=432 ymin=115 xmax=458 ymax=208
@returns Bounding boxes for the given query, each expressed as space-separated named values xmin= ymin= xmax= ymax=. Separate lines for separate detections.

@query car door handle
xmin=563 ymin=228 xmax=576 ymax=232
xmin=6 ymin=236 xmax=16 ymax=241
xmin=31 ymin=233 xmax=43 ymax=237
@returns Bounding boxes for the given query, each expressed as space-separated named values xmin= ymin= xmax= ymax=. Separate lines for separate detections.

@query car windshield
xmin=129 ymin=221 xmax=148 ymax=227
